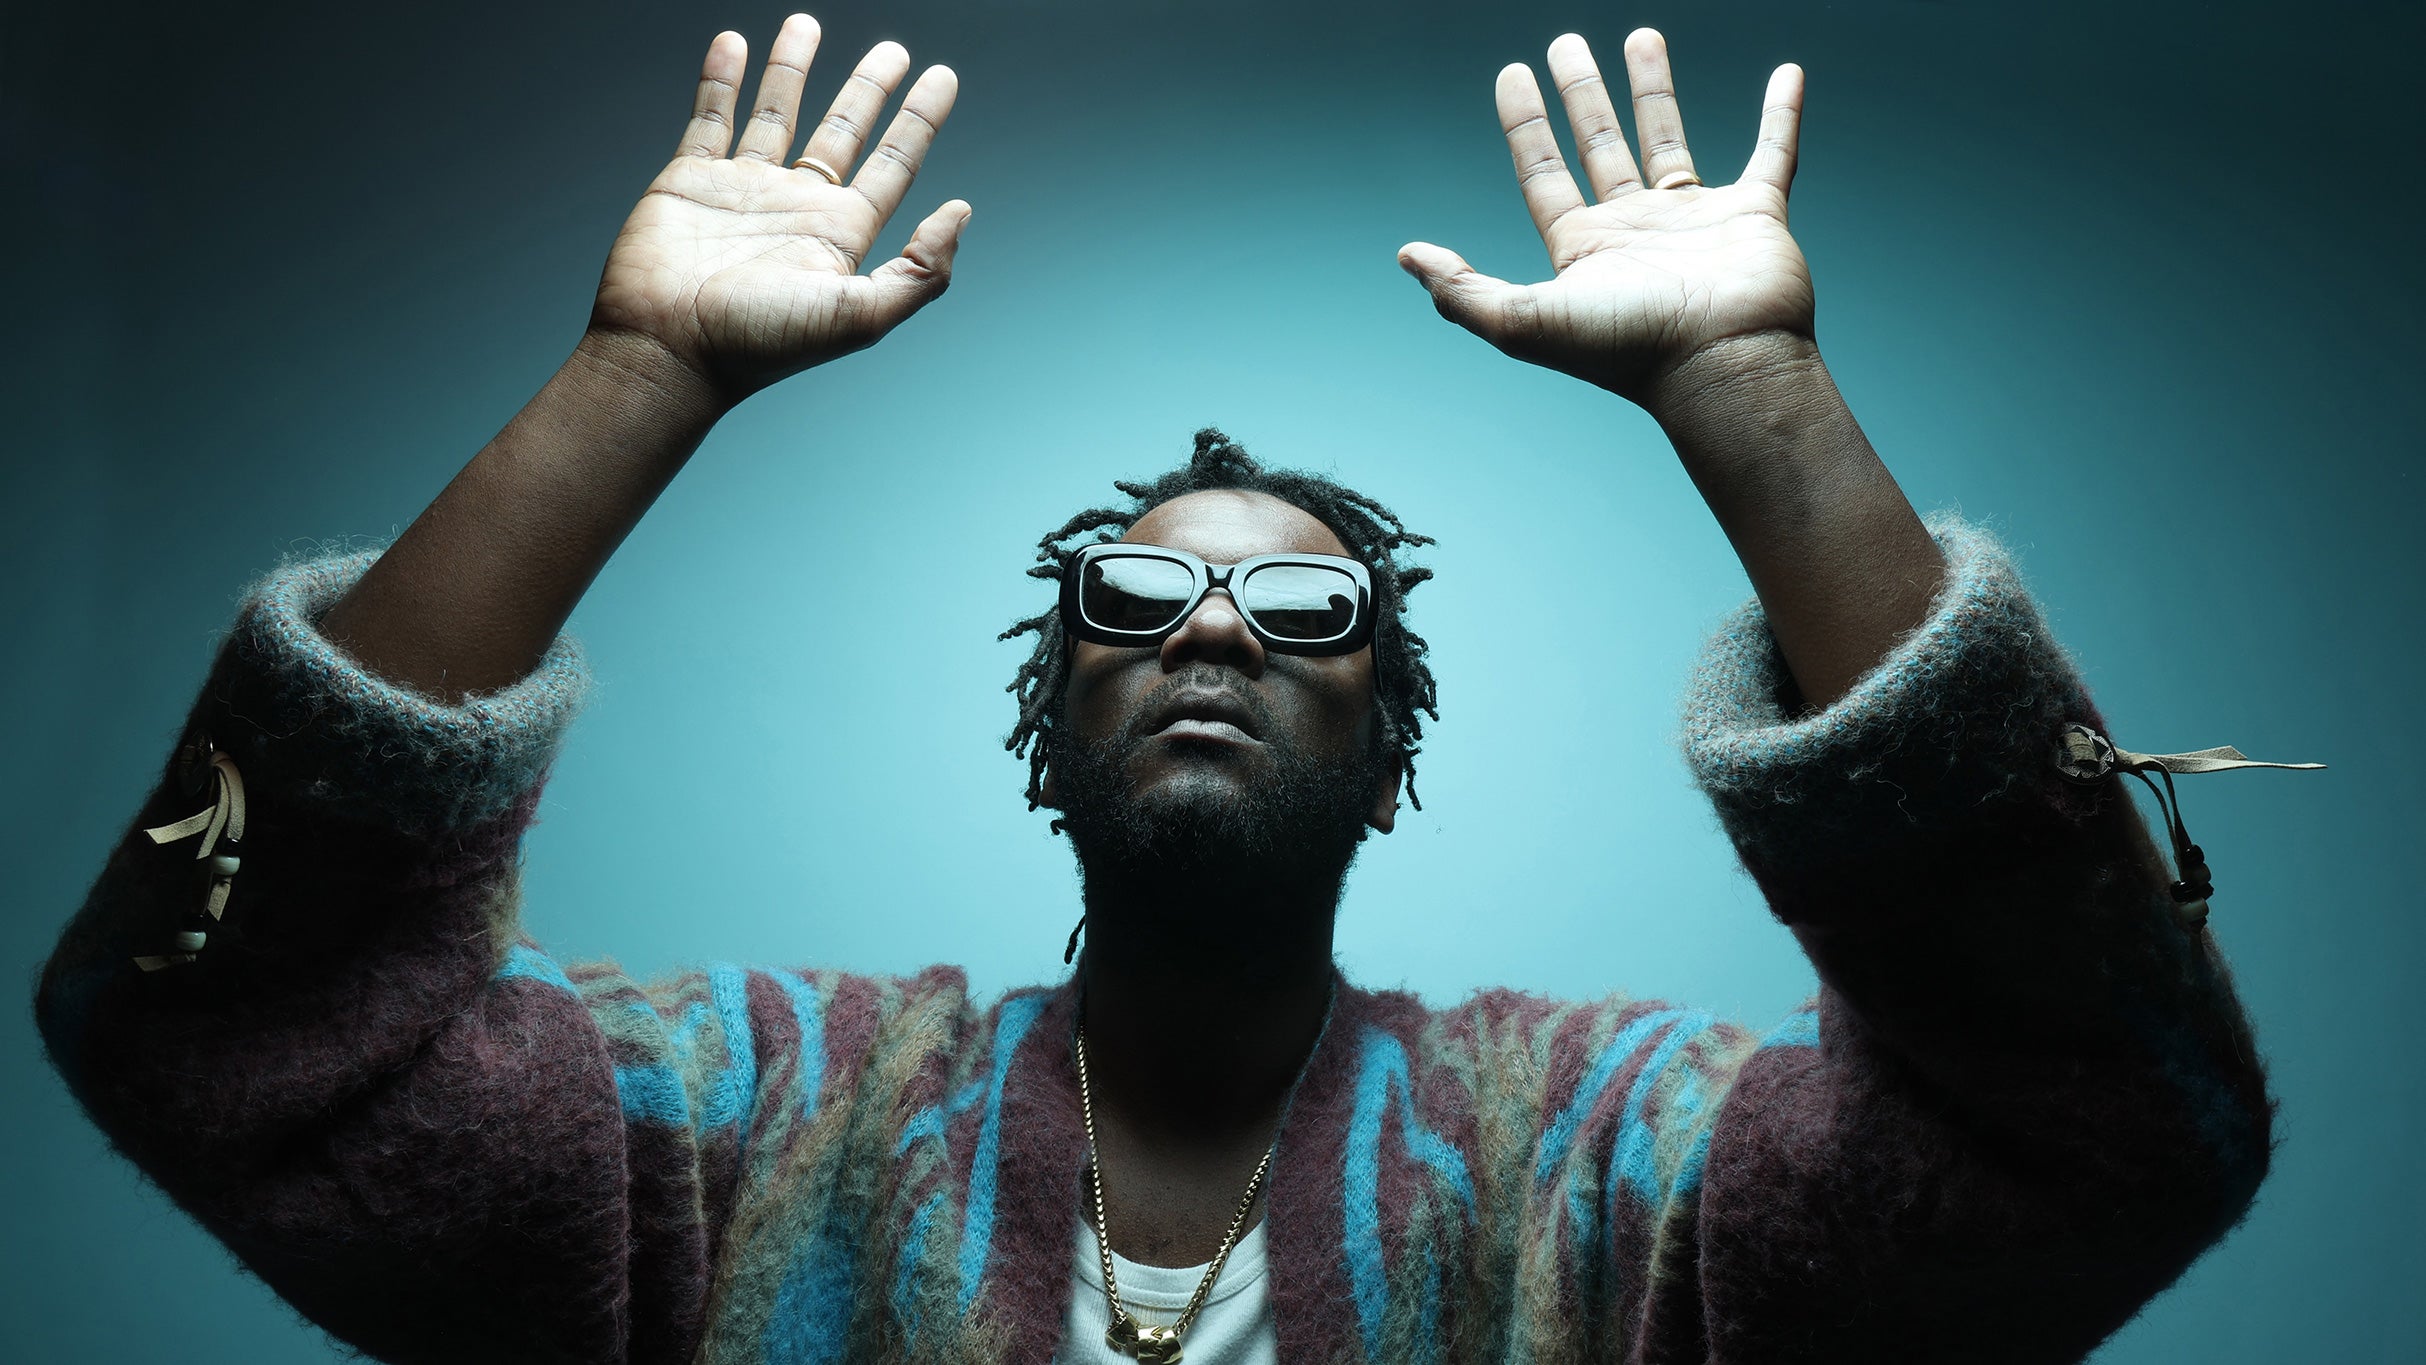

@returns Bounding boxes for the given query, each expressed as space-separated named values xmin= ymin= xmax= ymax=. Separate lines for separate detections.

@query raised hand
xmin=1399 ymin=30 xmax=1810 ymax=407
xmin=589 ymin=14 xmax=969 ymax=404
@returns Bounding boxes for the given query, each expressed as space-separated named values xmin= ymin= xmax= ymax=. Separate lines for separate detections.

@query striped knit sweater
xmin=35 ymin=517 xmax=2273 ymax=1364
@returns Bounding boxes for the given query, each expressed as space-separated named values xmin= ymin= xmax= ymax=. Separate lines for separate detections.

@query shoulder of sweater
xmin=1336 ymin=977 xmax=1700 ymax=1052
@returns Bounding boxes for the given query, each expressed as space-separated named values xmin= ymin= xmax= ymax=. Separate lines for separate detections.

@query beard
xmin=1045 ymin=672 xmax=1388 ymax=927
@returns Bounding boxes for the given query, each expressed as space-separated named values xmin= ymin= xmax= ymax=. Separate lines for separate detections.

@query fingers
xmin=1545 ymin=33 xmax=1641 ymax=201
xmin=1740 ymin=62 xmax=1804 ymax=196
xmin=849 ymin=64 xmax=959 ymax=227
xmin=1495 ymin=63 xmax=1587 ymax=243
xmin=864 ymin=199 xmax=974 ymax=328
xmin=734 ymin=14 xmax=824 ymax=163
xmin=1622 ymin=28 xmax=1698 ymax=189
xmin=675 ymin=30 xmax=749 ymax=159
xmin=1397 ymin=242 xmax=1535 ymax=351
xmin=794 ymin=40 xmax=915 ymax=185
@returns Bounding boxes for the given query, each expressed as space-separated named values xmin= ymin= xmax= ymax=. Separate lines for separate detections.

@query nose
xmin=1158 ymin=586 xmax=1266 ymax=678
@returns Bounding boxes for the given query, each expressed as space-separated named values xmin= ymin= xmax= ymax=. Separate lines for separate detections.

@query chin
xmin=1047 ymin=724 xmax=1374 ymax=891
xmin=1116 ymin=769 xmax=1241 ymax=830
xmin=1122 ymin=743 xmax=1265 ymax=799
xmin=1128 ymin=745 xmax=1254 ymax=789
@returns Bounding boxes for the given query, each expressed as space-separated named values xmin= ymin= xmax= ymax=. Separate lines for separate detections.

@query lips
xmin=1142 ymin=688 xmax=1266 ymax=743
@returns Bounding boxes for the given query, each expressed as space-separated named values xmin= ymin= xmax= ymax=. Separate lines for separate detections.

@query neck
xmin=1074 ymin=873 xmax=1337 ymax=1146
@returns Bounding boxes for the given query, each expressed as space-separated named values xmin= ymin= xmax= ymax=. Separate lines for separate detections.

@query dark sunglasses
xmin=1059 ymin=543 xmax=1375 ymax=656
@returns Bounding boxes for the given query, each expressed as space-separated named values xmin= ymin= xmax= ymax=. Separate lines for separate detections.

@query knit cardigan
xmin=35 ymin=517 xmax=2273 ymax=1365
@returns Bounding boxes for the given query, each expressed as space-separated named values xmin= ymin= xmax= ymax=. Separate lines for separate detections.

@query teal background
xmin=4 ymin=0 xmax=2417 ymax=1358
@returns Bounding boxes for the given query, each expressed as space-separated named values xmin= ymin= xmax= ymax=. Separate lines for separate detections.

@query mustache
xmin=1118 ymin=665 xmax=1278 ymax=748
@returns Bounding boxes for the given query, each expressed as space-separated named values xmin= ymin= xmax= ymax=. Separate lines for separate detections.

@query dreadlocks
xmin=1000 ymin=427 xmax=1440 ymax=815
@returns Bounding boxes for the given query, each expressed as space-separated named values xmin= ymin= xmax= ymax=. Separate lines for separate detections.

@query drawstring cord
xmin=135 ymin=739 xmax=245 ymax=971
xmin=2056 ymin=724 xmax=2323 ymax=929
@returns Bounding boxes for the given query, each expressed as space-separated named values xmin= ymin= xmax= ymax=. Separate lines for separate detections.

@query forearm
xmin=32 ymin=532 xmax=674 ymax=1358
xmin=45 ymin=794 xmax=680 ymax=1362
xmin=319 ymin=327 xmax=729 ymax=702
xmin=1678 ymin=521 xmax=2271 ymax=1361
xmin=1646 ymin=331 xmax=1943 ymax=709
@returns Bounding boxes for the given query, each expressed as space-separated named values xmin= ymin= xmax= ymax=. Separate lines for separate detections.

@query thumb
xmin=1397 ymin=242 xmax=1527 ymax=344
xmin=863 ymin=199 xmax=973 ymax=330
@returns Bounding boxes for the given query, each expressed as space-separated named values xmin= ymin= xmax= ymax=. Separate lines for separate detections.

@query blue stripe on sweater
xmin=1605 ymin=1059 xmax=1708 ymax=1256
xmin=1613 ymin=1012 xmax=1713 ymax=1206
xmin=1346 ymin=1024 xmax=1476 ymax=1363
xmin=1673 ymin=1124 xmax=1715 ymax=1202
xmin=615 ymin=1063 xmax=690 ymax=1124
xmin=765 ymin=1203 xmax=860 ymax=1364
xmin=772 ymin=971 xmax=826 ymax=1117
xmin=706 ymin=964 xmax=758 ymax=1131
xmin=1759 ymin=1008 xmax=1820 ymax=1050
xmin=607 ymin=971 xmax=760 ymax=1133
xmin=895 ymin=1190 xmax=947 ymax=1344
xmin=896 ymin=1080 xmax=986 ymax=1155
xmin=1535 ymin=1008 xmax=1689 ymax=1187
xmin=496 ymin=944 xmax=575 ymax=993
xmin=1607 ymin=1008 xmax=1810 ymax=1236
xmin=957 ymin=991 xmax=1045 ymax=1313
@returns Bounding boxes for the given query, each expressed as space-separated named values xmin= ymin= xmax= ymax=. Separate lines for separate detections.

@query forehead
xmin=1119 ymin=489 xmax=1351 ymax=562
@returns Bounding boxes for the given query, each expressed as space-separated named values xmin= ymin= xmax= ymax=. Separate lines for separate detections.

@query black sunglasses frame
xmin=1059 ymin=543 xmax=1377 ymax=657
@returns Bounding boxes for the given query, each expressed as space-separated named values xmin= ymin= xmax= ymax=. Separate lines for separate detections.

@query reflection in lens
xmin=1240 ymin=564 xmax=1357 ymax=641
xmin=1083 ymin=555 xmax=1197 ymax=634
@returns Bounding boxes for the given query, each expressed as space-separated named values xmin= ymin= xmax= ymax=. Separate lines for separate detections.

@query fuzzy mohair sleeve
xmin=1670 ymin=514 xmax=2274 ymax=1363
xmin=31 ymin=551 xmax=750 ymax=1364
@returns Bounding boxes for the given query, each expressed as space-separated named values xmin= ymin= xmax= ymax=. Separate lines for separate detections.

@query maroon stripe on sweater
xmin=1538 ymin=1001 xmax=1613 ymax=1147
xmin=1451 ymin=986 xmax=1569 ymax=1056
xmin=739 ymin=969 xmax=806 ymax=1158
xmin=816 ymin=970 xmax=892 ymax=1106
xmin=978 ymin=982 xmax=1090 ymax=1362
xmin=1266 ymin=975 xmax=1372 ymax=1363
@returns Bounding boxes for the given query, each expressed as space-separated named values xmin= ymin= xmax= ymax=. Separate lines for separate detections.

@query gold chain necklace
xmin=1075 ymin=1026 xmax=1274 ymax=1365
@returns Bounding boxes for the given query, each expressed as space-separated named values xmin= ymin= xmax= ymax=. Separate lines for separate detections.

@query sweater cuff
xmin=201 ymin=549 xmax=593 ymax=837
xmin=1678 ymin=514 xmax=2101 ymax=875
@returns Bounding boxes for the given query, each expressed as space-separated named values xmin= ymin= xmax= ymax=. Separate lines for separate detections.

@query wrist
xmin=1642 ymin=328 xmax=1882 ymax=518
xmin=1640 ymin=329 xmax=1827 ymax=431
xmin=569 ymin=326 xmax=736 ymax=432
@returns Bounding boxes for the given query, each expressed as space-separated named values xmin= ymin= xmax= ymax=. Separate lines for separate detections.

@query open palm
xmin=590 ymin=15 xmax=970 ymax=403
xmin=1401 ymin=30 xmax=1813 ymax=406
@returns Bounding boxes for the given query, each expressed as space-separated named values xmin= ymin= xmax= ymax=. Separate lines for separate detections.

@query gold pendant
xmin=1106 ymin=1312 xmax=1185 ymax=1365
xmin=1133 ymin=1324 xmax=1184 ymax=1365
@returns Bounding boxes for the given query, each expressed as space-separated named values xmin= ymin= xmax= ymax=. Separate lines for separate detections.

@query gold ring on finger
xmin=1654 ymin=169 xmax=1703 ymax=190
xmin=791 ymin=153 xmax=845 ymax=185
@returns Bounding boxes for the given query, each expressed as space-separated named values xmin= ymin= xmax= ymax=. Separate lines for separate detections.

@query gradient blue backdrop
xmin=5 ymin=0 xmax=2418 ymax=1359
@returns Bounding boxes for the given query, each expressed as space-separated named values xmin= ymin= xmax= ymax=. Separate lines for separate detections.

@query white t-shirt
xmin=1056 ymin=1215 xmax=1278 ymax=1364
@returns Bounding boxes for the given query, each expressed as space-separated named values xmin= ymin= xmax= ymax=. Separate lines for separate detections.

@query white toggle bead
xmin=210 ymin=854 xmax=241 ymax=877
xmin=171 ymin=930 xmax=208 ymax=952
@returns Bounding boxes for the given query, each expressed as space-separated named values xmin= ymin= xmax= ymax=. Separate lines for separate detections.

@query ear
xmin=1366 ymin=756 xmax=1403 ymax=835
xmin=1038 ymin=762 xmax=1061 ymax=810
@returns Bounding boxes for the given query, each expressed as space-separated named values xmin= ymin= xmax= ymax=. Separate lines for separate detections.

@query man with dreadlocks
xmin=38 ymin=13 xmax=2288 ymax=1365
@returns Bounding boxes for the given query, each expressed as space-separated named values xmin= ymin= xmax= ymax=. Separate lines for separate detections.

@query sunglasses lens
xmin=1239 ymin=563 xmax=1361 ymax=643
xmin=1081 ymin=554 xmax=1196 ymax=635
